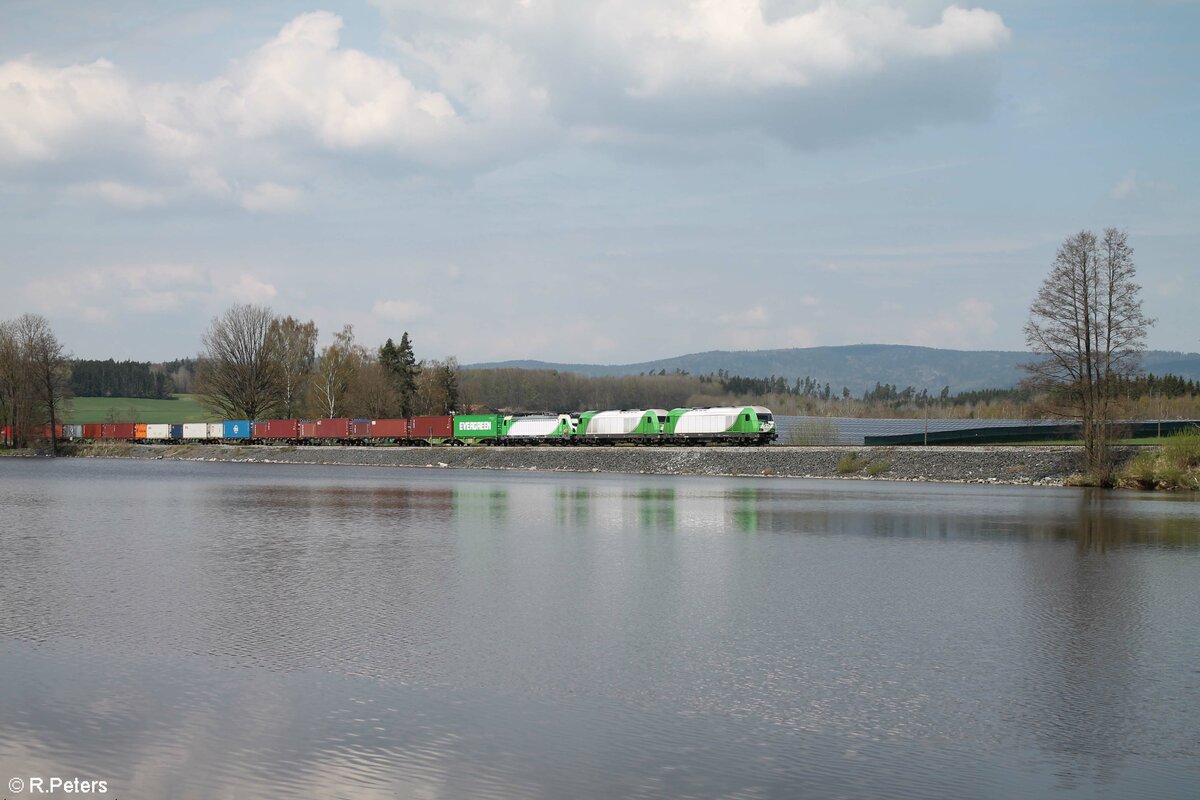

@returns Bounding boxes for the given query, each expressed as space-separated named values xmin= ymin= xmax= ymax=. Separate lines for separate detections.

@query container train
xmin=19 ymin=405 xmax=777 ymax=447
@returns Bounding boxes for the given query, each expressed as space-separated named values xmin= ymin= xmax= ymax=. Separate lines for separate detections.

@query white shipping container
xmin=182 ymin=423 xmax=209 ymax=440
xmin=145 ymin=424 xmax=170 ymax=440
xmin=207 ymin=423 xmax=225 ymax=439
xmin=63 ymin=424 xmax=83 ymax=439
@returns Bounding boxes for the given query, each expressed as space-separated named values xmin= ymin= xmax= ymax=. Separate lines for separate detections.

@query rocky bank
xmin=51 ymin=443 xmax=1140 ymax=486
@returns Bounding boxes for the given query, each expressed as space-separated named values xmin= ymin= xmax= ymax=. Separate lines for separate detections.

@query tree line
xmin=71 ymin=359 xmax=175 ymax=399
xmin=194 ymin=305 xmax=458 ymax=421
xmin=0 ymin=314 xmax=71 ymax=449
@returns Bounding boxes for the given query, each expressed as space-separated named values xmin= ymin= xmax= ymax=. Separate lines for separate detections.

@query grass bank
xmin=1120 ymin=431 xmax=1200 ymax=490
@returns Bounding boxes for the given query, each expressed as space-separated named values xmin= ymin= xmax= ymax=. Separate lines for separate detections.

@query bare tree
xmin=414 ymin=357 xmax=460 ymax=415
xmin=0 ymin=320 xmax=30 ymax=446
xmin=310 ymin=325 xmax=366 ymax=418
xmin=0 ymin=315 xmax=71 ymax=450
xmin=1024 ymin=228 xmax=1153 ymax=478
xmin=195 ymin=304 xmax=283 ymax=420
xmin=268 ymin=316 xmax=318 ymax=418
xmin=346 ymin=359 xmax=401 ymax=418
xmin=21 ymin=315 xmax=72 ymax=453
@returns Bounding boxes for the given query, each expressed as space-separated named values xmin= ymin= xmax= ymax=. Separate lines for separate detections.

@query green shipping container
xmin=454 ymin=414 xmax=503 ymax=440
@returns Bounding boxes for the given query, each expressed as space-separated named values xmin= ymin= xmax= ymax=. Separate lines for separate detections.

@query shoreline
xmin=10 ymin=442 xmax=1138 ymax=487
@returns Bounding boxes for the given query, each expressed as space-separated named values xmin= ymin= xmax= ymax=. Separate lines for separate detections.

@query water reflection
xmin=1 ymin=459 xmax=1198 ymax=800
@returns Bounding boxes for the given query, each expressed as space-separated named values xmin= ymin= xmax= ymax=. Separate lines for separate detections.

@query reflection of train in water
xmin=45 ymin=405 xmax=777 ymax=446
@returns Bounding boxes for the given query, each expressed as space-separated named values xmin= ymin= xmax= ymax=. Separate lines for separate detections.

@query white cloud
xmin=224 ymin=274 xmax=279 ymax=303
xmin=19 ymin=264 xmax=277 ymax=319
xmin=71 ymin=181 xmax=167 ymax=208
xmin=225 ymin=12 xmax=459 ymax=152
xmin=591 ymin=2 xmax=1010 ymax=97
xmin=372 ymin=299 xmax=433 ymax=321
xmin=239 ymin=182 xmax=306 ymax=213
xmin=718 ymin=305 xmax=771 ymax=326
xmin=374 ymin=1 xmax=1011 ymax=148
xmin=0 ymin=57 xmax=138 ymax=163
xmin=1111 ymin=170 xmax=1139 ymax=199
xmin=903 ymin=297 xmax=997 ymax=347
xmin=0 ymin=4 xmax=1011 ymax=207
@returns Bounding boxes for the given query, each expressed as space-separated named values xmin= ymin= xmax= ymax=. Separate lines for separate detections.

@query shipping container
xmin=315 ymin=418 xmax=351 ymax=440
xmin=183 ymin=423 xmax=209 ymax=440
xmin=31 ymin=424 xmax=64 ymax=441
xmin=364 ymin=418 xmax=409 ymax=440
xmin=348 ymin=419 xmax=373 ymax=438
xmin=206 ymin=423 xmax=225 ymax=440
xmin=169 ymin=424 xmax=184 ymax=440
xmin=453 ymin=415 xmax=502 ymax=441
xmin=145 ymin=424 xmax=170 ymax=440
xmin=63 ymin=424 xmax=83 ymax=440
xmin=409 ymin=415 xmax=453 ymax=440
xmin=298 ymin=420 xmax=320 ymax=439
xmin=81 ymin=423 xmax=103 ymax=439
xmin=103 ymin=423 xmax=137 ymax=440
xmin=254 ymin=419 xmax=299 ymax=440
xmin=223 ymin=420 xmax=252 ymax=439
xmin=135 ymin=423 xmax=148 ymax=439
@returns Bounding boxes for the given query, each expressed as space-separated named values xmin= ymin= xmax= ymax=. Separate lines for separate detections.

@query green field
xmin=66 ymin=394 xmax=213 ymax=423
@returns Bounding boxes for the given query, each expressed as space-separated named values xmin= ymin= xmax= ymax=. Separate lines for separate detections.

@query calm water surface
xmin=1 ymin=458 xmax=1198 ymax=799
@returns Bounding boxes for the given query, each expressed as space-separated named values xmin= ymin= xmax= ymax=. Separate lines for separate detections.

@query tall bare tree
xmin=268 ymin=316 xmax=317 ymax=418
xmin=20 ymin=315 xmax=72 ymax=453
xmin=195 ymin=304 xmax=283 ymax=420
xmin=0 ymin=315 xmax=71 ymax=450
xmin=414 ymin=357 xmax=459 ymax=415
xmin=0 ymin=320 xmax=30 ymax=446
xmin=1024 ymin=228 xmax=1153 ymax=478
xmin=310 ymin=325 xmax=366 ymax=418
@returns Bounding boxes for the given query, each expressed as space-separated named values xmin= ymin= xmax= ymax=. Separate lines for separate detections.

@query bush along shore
xmin=20 ymin=441 xmax=1169 ymax=487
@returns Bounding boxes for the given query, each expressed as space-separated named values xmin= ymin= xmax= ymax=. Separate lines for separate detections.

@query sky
xmin=1 ymin=0 xmax=1197 ymax=363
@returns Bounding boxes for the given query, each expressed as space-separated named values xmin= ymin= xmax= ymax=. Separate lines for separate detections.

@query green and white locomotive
xmin=451 ymin=406 xmax=776 ymax=446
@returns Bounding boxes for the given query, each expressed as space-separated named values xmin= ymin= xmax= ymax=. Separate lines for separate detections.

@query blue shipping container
xmin=223 ymin=420 xmax=252 ymax=439
xmin=169 ymin=424 xmax=183 ymax=440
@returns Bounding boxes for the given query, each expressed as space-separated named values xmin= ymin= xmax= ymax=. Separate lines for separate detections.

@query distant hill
xmin=466 ymin=345 xmax=1200 ymax=395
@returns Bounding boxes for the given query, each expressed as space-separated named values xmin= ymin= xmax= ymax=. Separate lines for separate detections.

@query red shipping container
xmin=348 ymin=419 xmax=373 ymax=438
xmin=103 ymin=423 xmax=137 ymax=440
xmin=364 ymin=418 xmax=409 ymax=439
xmin=82 ymin=423 xmax=103 ymax=439
xmin=298 ymin=420 xmax=319 ymax=439
xmin=31 ymin=424 xmax=62 ymax=440
xmin=254 ymin=419 xmax=299 ymax=440
xmin=315 ymin=418 xmax=351 ymax=440
xmin=409 ymin=415 xmax=453 ymax=439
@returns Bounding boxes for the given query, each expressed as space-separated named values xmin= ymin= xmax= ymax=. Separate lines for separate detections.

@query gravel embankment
xmin=56 ymin=443 xmax=1139 ymax=486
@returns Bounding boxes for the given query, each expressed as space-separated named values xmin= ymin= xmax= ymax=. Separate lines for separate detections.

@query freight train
xmin=24 ymin=405 xmax=777 ymax=447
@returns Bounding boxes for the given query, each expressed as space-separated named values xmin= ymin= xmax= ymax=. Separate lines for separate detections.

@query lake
xmin=1 ymin=457 xmax=1198 ymax=799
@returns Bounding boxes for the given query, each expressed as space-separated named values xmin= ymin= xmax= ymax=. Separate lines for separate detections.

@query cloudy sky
xmin=1 ymin=0 xmax=1197 ymax=363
